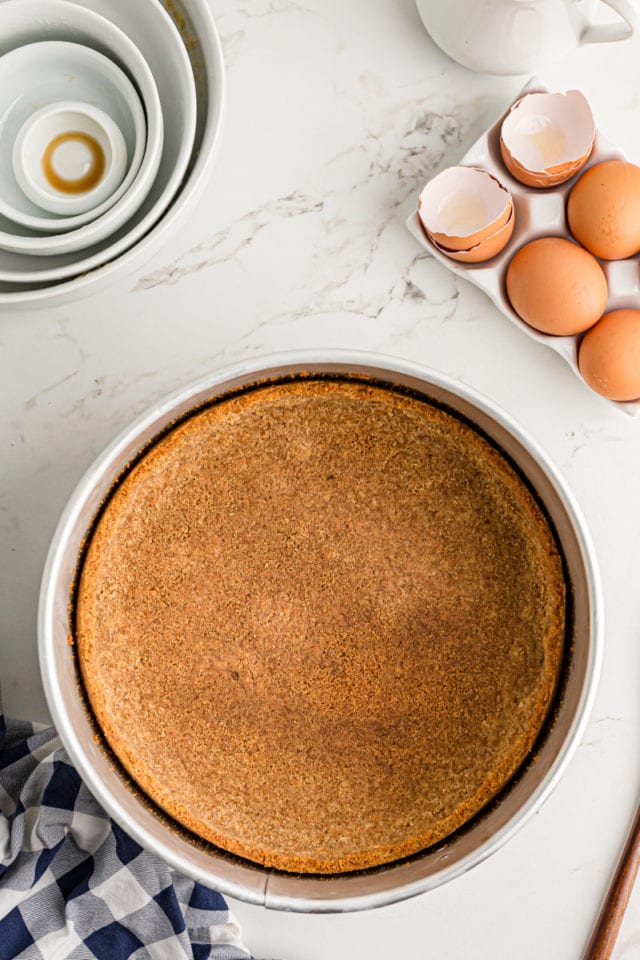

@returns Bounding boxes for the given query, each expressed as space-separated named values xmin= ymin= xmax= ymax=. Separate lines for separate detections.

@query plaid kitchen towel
xmin=0 ymin=690 xmax=259 ymax=960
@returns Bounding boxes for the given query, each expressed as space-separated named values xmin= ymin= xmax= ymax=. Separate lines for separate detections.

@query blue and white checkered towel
xmin=0 ymin=690 xmax=262 ymax=960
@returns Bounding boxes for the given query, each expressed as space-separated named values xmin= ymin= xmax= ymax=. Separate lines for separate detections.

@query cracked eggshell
xmin=418 ymin=166 xmax=514 ymax=262
xmin=500 ymin=91 xmax=595 ymax=189
xmin=430 ymin=207 xmax=515 ymax=264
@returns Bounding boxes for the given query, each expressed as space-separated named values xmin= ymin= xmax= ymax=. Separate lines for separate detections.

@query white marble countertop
xmin=2 ymin=1 xmax=640 ymax=957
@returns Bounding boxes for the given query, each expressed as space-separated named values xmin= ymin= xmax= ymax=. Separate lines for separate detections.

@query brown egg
xmin=578 ymin=309 xmax=640 ymax=401
xmin=568 ymin=161 xmax=640 ymax=260
xmin=506 ymin=237 xmax=608 ymax=336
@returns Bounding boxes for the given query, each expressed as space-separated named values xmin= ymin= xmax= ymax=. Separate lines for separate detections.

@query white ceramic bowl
xmin=0 ymin=0 xmax=219 ymax=303
xmin=0 ymin=0 xmax=176 ymax=267
xmin=0 ymin=40 xmax=146 ymax=240
xmin=13 ymin=102 xmax=128 ymax=218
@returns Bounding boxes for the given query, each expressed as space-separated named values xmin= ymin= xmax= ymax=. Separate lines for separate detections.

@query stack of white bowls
xmin=0 ymin=0 xmax=224 ymax=309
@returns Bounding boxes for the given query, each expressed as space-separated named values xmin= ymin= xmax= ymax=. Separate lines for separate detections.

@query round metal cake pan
xmin=38 ymin=351 xmax=603 ymax=913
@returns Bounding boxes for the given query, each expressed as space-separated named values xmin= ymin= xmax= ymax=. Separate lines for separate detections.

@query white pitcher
xmin=416 ymin=0 xmax=639 ymax=75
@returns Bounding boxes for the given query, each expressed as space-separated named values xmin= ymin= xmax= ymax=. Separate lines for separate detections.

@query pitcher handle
xmin=581 ymin=0 xmax=639 ymax=43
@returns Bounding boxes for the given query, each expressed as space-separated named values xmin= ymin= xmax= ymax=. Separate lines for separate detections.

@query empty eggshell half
xmin=419 ymin=166 xmax=514 ymax=262
xmin=500 ymin=91 xmax=595 ymax=188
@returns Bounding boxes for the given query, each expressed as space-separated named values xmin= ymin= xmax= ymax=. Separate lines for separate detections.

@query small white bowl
xmin=0 ymin=41 xmax=146 ymax=239
xmin=0 ymin=0 xmax=200 ymax=286
xmin=13 ymin=102 xmax=128 ymax=218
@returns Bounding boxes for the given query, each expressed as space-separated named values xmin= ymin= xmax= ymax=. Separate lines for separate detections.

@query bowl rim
xmin=0 ymin=0 xmax=220 ymax=301
xmin=38 ymin=350 xmax=604 ymax=912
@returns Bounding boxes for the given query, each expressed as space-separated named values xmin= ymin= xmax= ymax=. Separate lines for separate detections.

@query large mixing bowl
xmin=38 ymin=352 xmax=602 ymax=912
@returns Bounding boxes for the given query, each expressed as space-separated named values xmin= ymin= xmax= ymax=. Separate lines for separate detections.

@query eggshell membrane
xmin=429 ymin=207 xmax=514 ymax=264
xmin=568 ymin=161 xmax=640 ymax=260
xmin=418 ymin=166 xmax=512 ymax=252
xmin=506 ymin=237 xmax=608 ymax=336
xmin=500 ymin=91 xmax=594 ymax=188
xmin=578 ymin=309 xmax=640 ymax=401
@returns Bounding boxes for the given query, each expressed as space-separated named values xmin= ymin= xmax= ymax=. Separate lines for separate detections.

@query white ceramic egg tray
xmin=406 ymin=84 xmax=640 ymax=418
